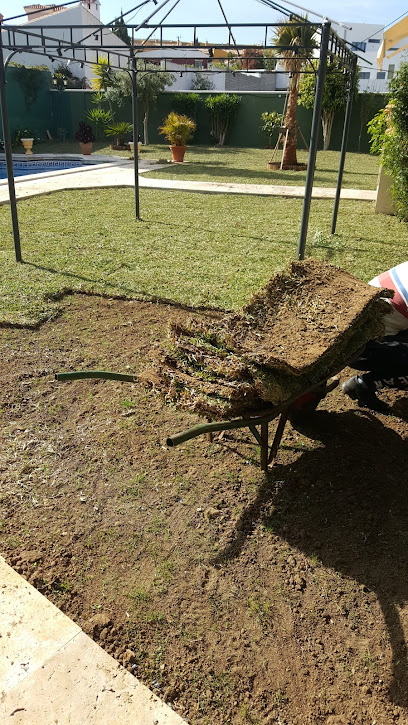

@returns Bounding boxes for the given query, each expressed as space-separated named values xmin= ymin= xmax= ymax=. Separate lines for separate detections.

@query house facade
xmin=2 ymin=1 xmax=129 ymax=83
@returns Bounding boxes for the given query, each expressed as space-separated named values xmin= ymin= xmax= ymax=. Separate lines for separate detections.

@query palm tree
xmin=273 ymin=17 xmax=317 ymax=168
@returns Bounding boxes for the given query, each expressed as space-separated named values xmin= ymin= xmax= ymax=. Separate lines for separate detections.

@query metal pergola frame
xmin=0 ymin=0 xmax=358 ymax=266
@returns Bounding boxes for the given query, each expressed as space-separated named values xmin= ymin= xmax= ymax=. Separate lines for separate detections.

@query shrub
xmin=85 ymin=108 xmax=112 ymax=140
xmin=260 ymin=111 xmax=283 ymax=145
xmin=204 ymin=93 xmax=241 ymax=146
xmin=367 ymin=63 xmax=408 ymax=220
xmin=10 ymin=63 xmax=50 ymax=109
xmin=171 ymin=92 xmax=202 ymax=119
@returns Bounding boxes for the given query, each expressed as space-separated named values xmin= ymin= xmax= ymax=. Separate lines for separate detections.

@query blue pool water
xmin=0 ymin=160 xmax=83 ymax=179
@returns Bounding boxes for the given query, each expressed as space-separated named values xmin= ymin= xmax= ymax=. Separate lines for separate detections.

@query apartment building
xmin=333 ymin=21 xmax=405 ymax=92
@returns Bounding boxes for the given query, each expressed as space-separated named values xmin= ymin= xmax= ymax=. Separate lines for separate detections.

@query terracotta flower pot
xmin=79 ymin=142 xmax=93 ymax=155
xmin=21 ymin=138 xmax=34 ymax=155
xmin=170 ymin=145 xmax=186 ymax=163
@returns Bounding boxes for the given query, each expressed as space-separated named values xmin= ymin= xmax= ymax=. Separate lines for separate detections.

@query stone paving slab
xmin=139 ymin=176 xmax=377 ymax=200
xmin=0 ymin=158 xmax=376 ymax=204
xmin=0 ymin=557 xmax=186 ymax=725
xmin=0 ymin=558 xmax=81 ymax=693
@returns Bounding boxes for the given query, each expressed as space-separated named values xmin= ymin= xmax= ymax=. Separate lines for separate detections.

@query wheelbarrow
xmin=55 ymin=370 xmax=340 ymax=472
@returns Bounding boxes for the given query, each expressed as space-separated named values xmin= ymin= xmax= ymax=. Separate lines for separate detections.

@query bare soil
xmin=1 ymin=295 xmax=408 ymax=725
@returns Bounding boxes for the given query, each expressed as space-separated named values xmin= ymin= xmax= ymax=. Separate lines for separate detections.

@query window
xmin=388 ymin=64 xmax=395 ymax=80
xmin=352 ymin=41 xmax=367 ymax=52
xmin=389 ymin=47 xmax=399 ymax=51
xmin=359 ymin=71 xmax=370 ymax=79
xmin=377 ymin=71 xmax=386 ymax=79
xmin=368 ymin=38 xmax=381 ymax=44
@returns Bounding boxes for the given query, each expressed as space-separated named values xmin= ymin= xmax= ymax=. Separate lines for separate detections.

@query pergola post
xmin=331 ymin=57 xmax=358 ymax=234
xmin=0 ymin=36 xmax=22 ymax=263
xmin=297 ymin=19 xmax=331 ymax=261
xmin=130 ymin=50 xmax=140 ymax=220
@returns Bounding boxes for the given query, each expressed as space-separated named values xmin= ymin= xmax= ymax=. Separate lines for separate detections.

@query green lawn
xmin=1 ymin=187 xmax=406 ymax=327
xmin=142 ymin=145 xmax=380 ymax=190
xmin=29 ymin=140 xmax=380 ymax=190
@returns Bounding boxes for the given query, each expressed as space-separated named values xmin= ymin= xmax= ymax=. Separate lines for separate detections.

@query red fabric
xmin=377 ymin=270 xmax=408 ymax=319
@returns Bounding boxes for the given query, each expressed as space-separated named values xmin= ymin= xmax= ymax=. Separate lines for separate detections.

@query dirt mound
xmin=146 ymin=261 xmax=391 ymax=419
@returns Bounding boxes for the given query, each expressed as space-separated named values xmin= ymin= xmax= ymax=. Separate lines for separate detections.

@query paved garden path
xmin=0 ymin=156 xmax=376 ymax=202
xmin=0 ymin=556 xmax=186 ymax=724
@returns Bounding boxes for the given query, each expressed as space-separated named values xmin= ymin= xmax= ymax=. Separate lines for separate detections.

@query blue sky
xmin=1 ymin=0 xmax=407 ymax=38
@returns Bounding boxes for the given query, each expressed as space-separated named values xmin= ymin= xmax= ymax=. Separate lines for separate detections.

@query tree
xmin=242 ymin=48 xmax=264 ymax=70
xmin=112 ymin=13 xmax=131 ymax=46
xmin=105 ymin=64 xmax=174 ymax=144
xmin=272 ymin=17 xmax=317 ymax=167
xmin=91 ymin=57 xmax=114 ymax=92
xmin=299 ymin=58 xmax=357 ymax=150
xmin=191 ymin=72 xmax=214 ymax=90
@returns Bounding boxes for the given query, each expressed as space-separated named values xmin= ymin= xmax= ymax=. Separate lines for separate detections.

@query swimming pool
xmin=0 ymin=160 xmax=84 ymax=179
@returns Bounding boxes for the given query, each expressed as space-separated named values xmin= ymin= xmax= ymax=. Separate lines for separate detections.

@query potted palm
xmin=105 ymin=121 xmax=133 ymax=150
xmin=75 ymin=122 xmax=95 ymax=155
xmin=158 ymin=112 xmax=196 ymax=162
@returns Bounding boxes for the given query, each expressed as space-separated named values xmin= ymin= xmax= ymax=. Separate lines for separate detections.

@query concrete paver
xmin=0 ymin=557 xmax=186 ymax=724
xmin=0 ymin=155 xmax=377 ymax=203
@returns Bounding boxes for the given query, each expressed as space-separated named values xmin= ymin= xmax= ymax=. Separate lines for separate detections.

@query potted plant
xmin=18 ymin=128 xmax=34 ymax=155
xmin=105 ymin=121 xmax=133 ymax=150
xmin=158 ymin=112 xmax=196 ymax=162
xmin=129 ymin=134 xmax=142 ymax=157
xmin=75 ymin=122 xmax=95 ymax=155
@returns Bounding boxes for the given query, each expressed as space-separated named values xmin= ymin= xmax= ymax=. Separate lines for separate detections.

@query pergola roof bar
xmin=216 ymin=0 xmax=241 ymax=55
xmin=257 ymin=0 xmax=352 ymax=29
xmin=1 ymin=16 xmax=355 ymax=69
xmin=142 ymin=0 xmax=184 ymax=46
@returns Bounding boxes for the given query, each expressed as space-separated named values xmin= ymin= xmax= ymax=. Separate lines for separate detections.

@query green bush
xmin=171 ymin=92 xmax=202 ymax=119
xmin=10 ymin=64 xmax=50 ymax=109
xmin=367 ymin=63 xmax=408 ymax=220
xmin=204 ymin=93 xmax=241 ymax=146
xmin=260 ymin=111 xmax=283 ymax=146
xmin=85 ymin=108 xmax=113 ymax=140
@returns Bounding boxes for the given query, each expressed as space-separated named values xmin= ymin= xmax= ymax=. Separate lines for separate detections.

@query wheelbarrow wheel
xmin=289 ymin=376 xmax=340 ymax=425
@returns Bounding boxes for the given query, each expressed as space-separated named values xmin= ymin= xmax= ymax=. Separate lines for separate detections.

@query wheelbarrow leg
xmin=260 ymin=422 xmax=269 ymax=471
xmin=268 ymin=408 xmax=289 ymax=466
